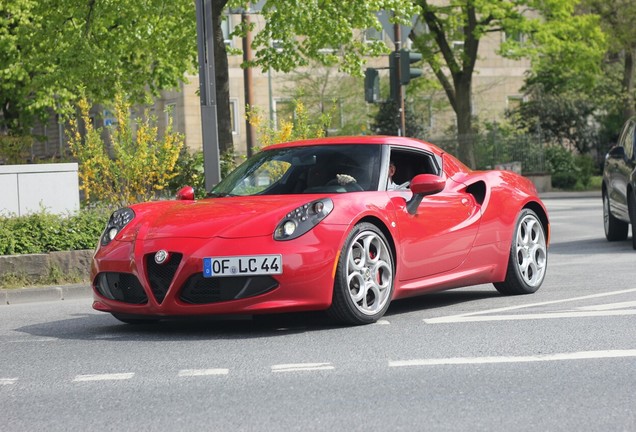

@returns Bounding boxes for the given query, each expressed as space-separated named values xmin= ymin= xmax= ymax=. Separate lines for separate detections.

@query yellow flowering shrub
xmin=68 ymin=95 xmax=184 ymax=206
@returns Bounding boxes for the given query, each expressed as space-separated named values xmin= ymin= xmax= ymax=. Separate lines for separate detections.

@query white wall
xmin=0 ymin=163 xmax=80 ymax=216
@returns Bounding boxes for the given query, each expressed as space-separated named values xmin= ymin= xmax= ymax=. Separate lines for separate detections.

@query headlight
xmin=274 ymin=198 xmax=334 ymax=241
xmin=100 ymin=207 xmax=135 ymax=246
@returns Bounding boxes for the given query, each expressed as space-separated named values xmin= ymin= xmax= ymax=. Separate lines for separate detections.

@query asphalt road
xmin=1 ymin=196 xmax=635 ymax=431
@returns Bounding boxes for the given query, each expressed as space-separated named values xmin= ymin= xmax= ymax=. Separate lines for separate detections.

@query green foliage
xmin=371 ymin=100 xmax=426 ymax=139
xmin=169 ymin=149 xmax=206 ymax=198
xmin=545 ymin=145 xmax=579 ymax=189
xmin=247 ymin=100 xmax=332 ymax=147
xmin=0 ymin=0 xmax=197 ymax=135
xmin=0 ymin=208 xmax=110 ymax=255
xmin=0 ymin=135 xmax=33 ymax=164
xmin=68 ymin=95 xmax=184 ymax=206
xmin=509 ymin=91 xmax=600 ymax=154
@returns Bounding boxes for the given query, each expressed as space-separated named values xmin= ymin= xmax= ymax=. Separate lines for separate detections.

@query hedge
xmin=0 ymin=208 xmax=110 ymax=255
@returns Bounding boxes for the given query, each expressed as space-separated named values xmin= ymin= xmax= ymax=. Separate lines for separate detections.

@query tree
xmin=372 ymin=100 xmax=426 ymax=139
xmin=1 ymin=0 xmax=197 ymax=136
xmin=585 ymin=0 xmax=636 ymax=121
xmin=406 ymin=0 xmax=605 ymax=168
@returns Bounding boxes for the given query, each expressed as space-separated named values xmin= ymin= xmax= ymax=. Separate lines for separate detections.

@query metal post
xmin=394 ymin=22 xmax=405 ymax=137
xmin=242 ymin=11 xmax=256 ymax=158
xmin=195 ymin=0 xmax=221 ymax=189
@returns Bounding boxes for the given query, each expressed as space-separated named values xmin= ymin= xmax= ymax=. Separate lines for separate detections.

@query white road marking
xmin=374 ymin=319 xmax=391 ymax=325
xmin=578 ymin=301 xmax=636 ymax=311
xmin=7 ymin=338 xmax=59 ymax=343
xmin=425 ymin=288 xmax=636 ymax=324
xmin=389 ymin=349 xmax=636 ymax=367
xmin=271 ymin=363 xmax=334 ymax=373
xmin=73 ymin=373 xmax=135 ymax=382
xmin=178 ymin=369 xmax=229 ymax=377
xmin=1 ymin=378 xmax=17 ymax=385
xmin=425 ymin=310 xmax=636 ymax=323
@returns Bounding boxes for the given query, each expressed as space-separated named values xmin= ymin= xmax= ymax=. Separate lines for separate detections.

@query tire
xmin=629 ymin=191 xmax=636 ymax=250
xmin=111 ymin=313 xmax=159 ymax=325
xmin=603 ymin=191 xmax=628 ymax=241
xmin=494 ymin=209 xmax=548 ymax=295
xmin=328 ymin=223 xmax=394 ymax=325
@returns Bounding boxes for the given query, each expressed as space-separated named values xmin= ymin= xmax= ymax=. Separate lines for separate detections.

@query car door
xmin=387 ymin=149 xmax=481 ymax=281
xmin=607 ymin=119 xmax=635 ymax=220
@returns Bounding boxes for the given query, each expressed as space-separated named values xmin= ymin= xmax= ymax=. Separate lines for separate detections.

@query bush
xmin=0 ymin=208 xmax=110 ymax=255
xmin=545 ymin=145 xmax=580 ymax=190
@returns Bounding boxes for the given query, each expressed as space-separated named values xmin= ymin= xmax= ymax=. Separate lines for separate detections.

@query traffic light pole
xmin=393 ymin=23 xmax=406 ymax=137
xmin=195 ymin=0 xmax=221 ymax=190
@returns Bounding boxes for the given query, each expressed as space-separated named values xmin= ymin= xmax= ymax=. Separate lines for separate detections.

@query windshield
xmin=209 ymin=144 xmax=381 ymax=196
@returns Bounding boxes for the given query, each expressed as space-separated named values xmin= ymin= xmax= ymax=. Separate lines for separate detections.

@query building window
xmin=273 ymin=99 xmax=294 ymax=130
xmin=506 ymin=95 xmax=524 ymax=111
xmin=222 ymin=15 xmax=234 ymax=48
xmin=503 ymin=29 xmax=526 ymax=43
xmin=364 ymin=27 xmax=384 ymax=43
xmin=230 ymin=99 xmax=239 ymax=135
xmin=165 ymin=103 xmax=177 ymax=128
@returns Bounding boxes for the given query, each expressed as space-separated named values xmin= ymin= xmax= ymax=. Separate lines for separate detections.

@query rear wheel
xmin=603 ymin=191 xmax=628 ymax=241
xmin=629 ymin=190 xmax=636 ymax=250
xmin=494 ymin=209 xmax=547 ymax=295
xmin=328 ymin=223 xmax=394 ymax=325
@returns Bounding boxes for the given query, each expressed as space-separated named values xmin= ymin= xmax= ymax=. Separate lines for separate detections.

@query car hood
xmin=132 ymin=196 xmax=318 ymax=240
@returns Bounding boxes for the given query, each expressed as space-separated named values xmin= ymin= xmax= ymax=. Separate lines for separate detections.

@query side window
xmin=388 ymin=148 xmax=440 ymax=190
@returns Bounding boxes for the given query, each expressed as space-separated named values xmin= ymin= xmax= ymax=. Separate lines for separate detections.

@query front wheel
xmin=603 ymin=191 xmax=628 ymax=241
xmin=328 ymin=223 xmax=394 ymax=325
xmin=494 ymin=209 xmax=548 ymax=295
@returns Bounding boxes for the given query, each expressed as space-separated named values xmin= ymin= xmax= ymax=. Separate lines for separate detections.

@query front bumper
xmin=91 ymin=229 xmax=342 ymax=317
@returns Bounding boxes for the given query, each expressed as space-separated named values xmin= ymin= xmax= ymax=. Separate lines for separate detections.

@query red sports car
xmin=91 ymin=136 xmax=549 ymax=325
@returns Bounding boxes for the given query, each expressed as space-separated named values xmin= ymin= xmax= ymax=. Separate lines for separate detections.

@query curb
xmin=540 ymin=191 xmax=601 ymax=199
xmin=1 ymin=283 xmax=92 ymax=305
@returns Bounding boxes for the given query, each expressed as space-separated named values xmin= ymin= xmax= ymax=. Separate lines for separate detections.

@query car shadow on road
xmin=550 ymin=237 xmax=634 ymax=255
xmin=14 ymin=289 xmax=502 ymax=341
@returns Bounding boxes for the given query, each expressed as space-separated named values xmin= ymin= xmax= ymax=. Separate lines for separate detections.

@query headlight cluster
xmin=274 ymin=198 xmax=334 ymax=241
xmin=101 ymin=208 xmax=135 ymax=246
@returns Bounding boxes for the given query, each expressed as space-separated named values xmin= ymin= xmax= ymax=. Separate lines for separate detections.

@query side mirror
xmin=176 ymin=186 xmax=195 ymax=201
xmin=406 ymin=174 xmax=446 ymax=215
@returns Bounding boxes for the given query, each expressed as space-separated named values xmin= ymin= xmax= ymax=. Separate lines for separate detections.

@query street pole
xmin=195 ymin=0 xmax=221 ymax=189
xmin=242 ymin=10 xmax=256 ymax=158
xmin=394 ymin=22 xmax=406 ymax=137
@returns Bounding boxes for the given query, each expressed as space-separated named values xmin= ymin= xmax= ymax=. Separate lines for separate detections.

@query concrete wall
xmin=0 ymin=163 xmax=80 ymax=216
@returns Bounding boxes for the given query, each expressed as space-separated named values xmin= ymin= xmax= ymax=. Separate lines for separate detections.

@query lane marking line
xmin=425 ymin=288 xmax=636 ymax=324
xmin=425 ymin=309 xmax=636 ymax=324
xmin=271 ymin=363 xmax=334 ymax=373
xmin=374 ymin=319 xmax=391 ymax=325
xmin=578 ymin=301 xmax=636 ymax=311
xmin=73 ymin=373 xmax=134 ymax=382
xmin=178 ymin=369 xmax=229 ymax=377
xmin=389 ymin=349 xmax=636 ymax=367
xmin=1 ymin=378 xmax=18 ymax=385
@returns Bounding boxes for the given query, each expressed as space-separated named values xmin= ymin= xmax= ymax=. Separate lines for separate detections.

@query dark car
xmin=603 ymin=117 xmax=636 ymax=249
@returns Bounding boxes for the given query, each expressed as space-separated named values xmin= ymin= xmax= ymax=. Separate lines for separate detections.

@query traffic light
xmin=399 ymin=50 xmax=422 ymax=85
xmin=364 ymin=68 xmax=380 ymax=103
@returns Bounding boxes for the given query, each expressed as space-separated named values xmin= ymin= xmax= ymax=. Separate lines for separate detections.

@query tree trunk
xmin=454 ymin=75 xmax=476 ymax=169
xmin=212 ymin=0 xmax=233 ymax=155
xmin=623 ymin=47 xmax=636 ymax=121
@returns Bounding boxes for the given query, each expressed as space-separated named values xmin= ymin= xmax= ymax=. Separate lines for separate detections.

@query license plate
xmin=203 ymin=255 xmax=283 ymax=278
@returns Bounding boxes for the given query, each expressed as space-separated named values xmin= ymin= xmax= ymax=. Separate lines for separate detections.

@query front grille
xmin=145 ymin=252 xmax=183 ymax=304
xmin=179 ymin=275 xmax=278 ymax=304
xmin=94 ymin=272 xmax=148 ymax=304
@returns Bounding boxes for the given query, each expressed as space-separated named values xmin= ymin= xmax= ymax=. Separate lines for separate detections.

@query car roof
xmin=264 ymin=136 xmax=444 ymax=156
